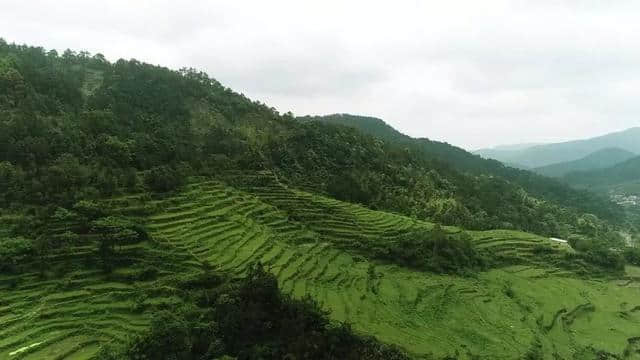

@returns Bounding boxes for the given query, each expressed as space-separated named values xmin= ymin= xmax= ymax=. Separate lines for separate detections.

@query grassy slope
xmin=2 ymin=173 xmax=640 ymax=359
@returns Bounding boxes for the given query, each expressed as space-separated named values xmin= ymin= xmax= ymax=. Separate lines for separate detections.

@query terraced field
xmin=2 ymin=172 xmax=640 ymax=359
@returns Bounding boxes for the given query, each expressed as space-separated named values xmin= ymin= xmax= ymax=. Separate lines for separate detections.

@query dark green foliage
xmin=98 ymin=264 xmax=410 ymax=360
xmin=563 ymin=155 xmax=640 ymax=190
xmin=90 ymin=215 xmax=144 ymax=271
xmin=0 ymin=39 xmax=628 ymax=244
xmin=567 ymin=236 xmax=626 ymax=272
xmin=373 ymin=225 xmax=485 ymax=274
xmin=302 ymin=114 xmax=626 ymax=228
xmin=144 ymin=165 xmax=185 ymax=192
xmin=0 ymin=236 xmax=33 ymax=273
xmin=623 ymin=247 xmax=640 ymax=266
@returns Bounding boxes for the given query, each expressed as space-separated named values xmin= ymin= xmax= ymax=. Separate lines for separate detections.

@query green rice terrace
xmin=2 ymin=171 xmax=640 ymax=359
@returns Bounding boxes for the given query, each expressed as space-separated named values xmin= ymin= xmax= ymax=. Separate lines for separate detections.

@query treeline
xmin=0 ymin=39 xmax=625 ymax=243
xmin=98 ymin=264 xmax=409 ymax=360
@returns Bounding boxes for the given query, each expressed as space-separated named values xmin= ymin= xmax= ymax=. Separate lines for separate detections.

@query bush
xmin=144 ymin=165 xmax=185 ymax=192
xmin=623 ymin=247 xmax=640 ymax=266
xmin=375 ymin=226 xmax=485 ymax=274
xmin=0 ymin=236 xmax=33 ymax=273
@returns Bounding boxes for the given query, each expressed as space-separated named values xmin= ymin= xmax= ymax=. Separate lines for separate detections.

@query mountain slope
xmin=0 ymin=41 xmax=626 ymax=239
xmin=564 ymin=155 xmax=640 ymax=190
xmin=474 ymin=127 xmax=640 ymax=168
xmin=299 ymin=113 xmax=508 ymax=174
xmin=534 ymin=148 xmax=636 ymax=178
xmin=2 ymin=174 xmax=639 ymax=359
xmin=300 ymin=114 xmax=624 ymax=227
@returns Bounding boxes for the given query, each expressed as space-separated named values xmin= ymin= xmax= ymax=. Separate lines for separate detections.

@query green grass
xmin=2 ymin=172 xmax=639 ymax=359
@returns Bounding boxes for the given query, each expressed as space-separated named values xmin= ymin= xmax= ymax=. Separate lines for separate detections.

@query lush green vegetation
xmin=2 ymin=39 xmax=640 ymax=359
xmin=0 ymin=39 xmax=629 ymax=242
xmin=300 ymin=114 xmax=626 ymax=233
xmin=98 ymin=264 xmax=408 ymax=360
xmin=2 ymin=177 xmax=639 ymax=359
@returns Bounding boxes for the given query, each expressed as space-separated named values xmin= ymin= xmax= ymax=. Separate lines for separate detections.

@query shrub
xmin=623 ymin=247 xmax=640 ymax=266
xmin=0 ymin=236 xmax=33 ymax=273
xmin=144 ymin=165 xmax=185 ymax=192
xmin=376 ymin=226 xmax=485 ymax=274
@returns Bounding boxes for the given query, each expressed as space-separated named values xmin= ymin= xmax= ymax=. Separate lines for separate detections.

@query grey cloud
xmin=1 ymin=0 xmax=639 ymax=149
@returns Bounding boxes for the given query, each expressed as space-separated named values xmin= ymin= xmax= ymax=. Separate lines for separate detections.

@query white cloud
xmin=1 ymin=0 xmax=639 ymax=149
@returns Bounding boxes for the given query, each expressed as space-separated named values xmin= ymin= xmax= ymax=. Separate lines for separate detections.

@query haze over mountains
xmin=474 ymin=127 xmax=640 ymax=168
xmin=533 ymin=148 xmax=637 ymax=178
xmin=564 ymin=156 xmax=640 ymax=191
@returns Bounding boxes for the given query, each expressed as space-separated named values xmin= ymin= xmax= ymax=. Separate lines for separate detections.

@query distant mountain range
xmin=490 ymin=143 xmax=546 ymax=151
xmin=533 ymin=148 xmax=637 ymax=178
xmin=474 ymin=127 xmax=640 ymax=168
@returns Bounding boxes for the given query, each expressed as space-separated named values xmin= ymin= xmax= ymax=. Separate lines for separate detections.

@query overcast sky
xmin=2 ymin=0 xmax=639 ymax=149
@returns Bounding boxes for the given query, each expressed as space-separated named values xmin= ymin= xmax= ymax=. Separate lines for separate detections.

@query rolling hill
xmin=475 ymin=127 xmax=640 ymax=168
xmin=533 ymin=148 xmax=636 ymax=178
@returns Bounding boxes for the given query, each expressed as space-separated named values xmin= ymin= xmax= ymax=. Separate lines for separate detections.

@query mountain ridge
xmin=533 ymin=147 xmax=636 ymax=178
xmin=474 ymin=127 xmax=640 ymax=168
xmin=300 ymin=113 xmax=624 ymax=225
xmin=563 ymin=155 xmax=640 ymax=190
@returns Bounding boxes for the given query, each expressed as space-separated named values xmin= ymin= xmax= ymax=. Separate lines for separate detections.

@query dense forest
xmin=0 ymin=39 xmax=630 ymax=245
xmin=301 ymin=114 xmax=626 ymax=223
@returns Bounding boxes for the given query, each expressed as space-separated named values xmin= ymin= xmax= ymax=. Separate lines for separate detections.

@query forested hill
xmin=533 ymin=147 xmax=637 ymax=178
xmin=563 ymin=155 xmax=640 ymax=189
xmin=0 ymin=39 xmax=625 ymax=239
xmin=300 ymin=114 xmax=624 ymax=228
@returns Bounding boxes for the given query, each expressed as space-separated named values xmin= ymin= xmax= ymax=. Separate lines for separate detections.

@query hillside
xmin=564 ymin=156 xmax=640 ymax=190
xmin=2 ymin=40 xmax=640 ymax=360
xmin=475 ymin=127 xmax=640 ymax=168
xmin=0 ymin=40 xmax=628 ymax=238
xmin=2 ymin=173 xmax=640 ymax=359
xmin=300 ymin=114 xmax=624 ymax=226
xmin=533 ymin=148 xmax=636 ymax=178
